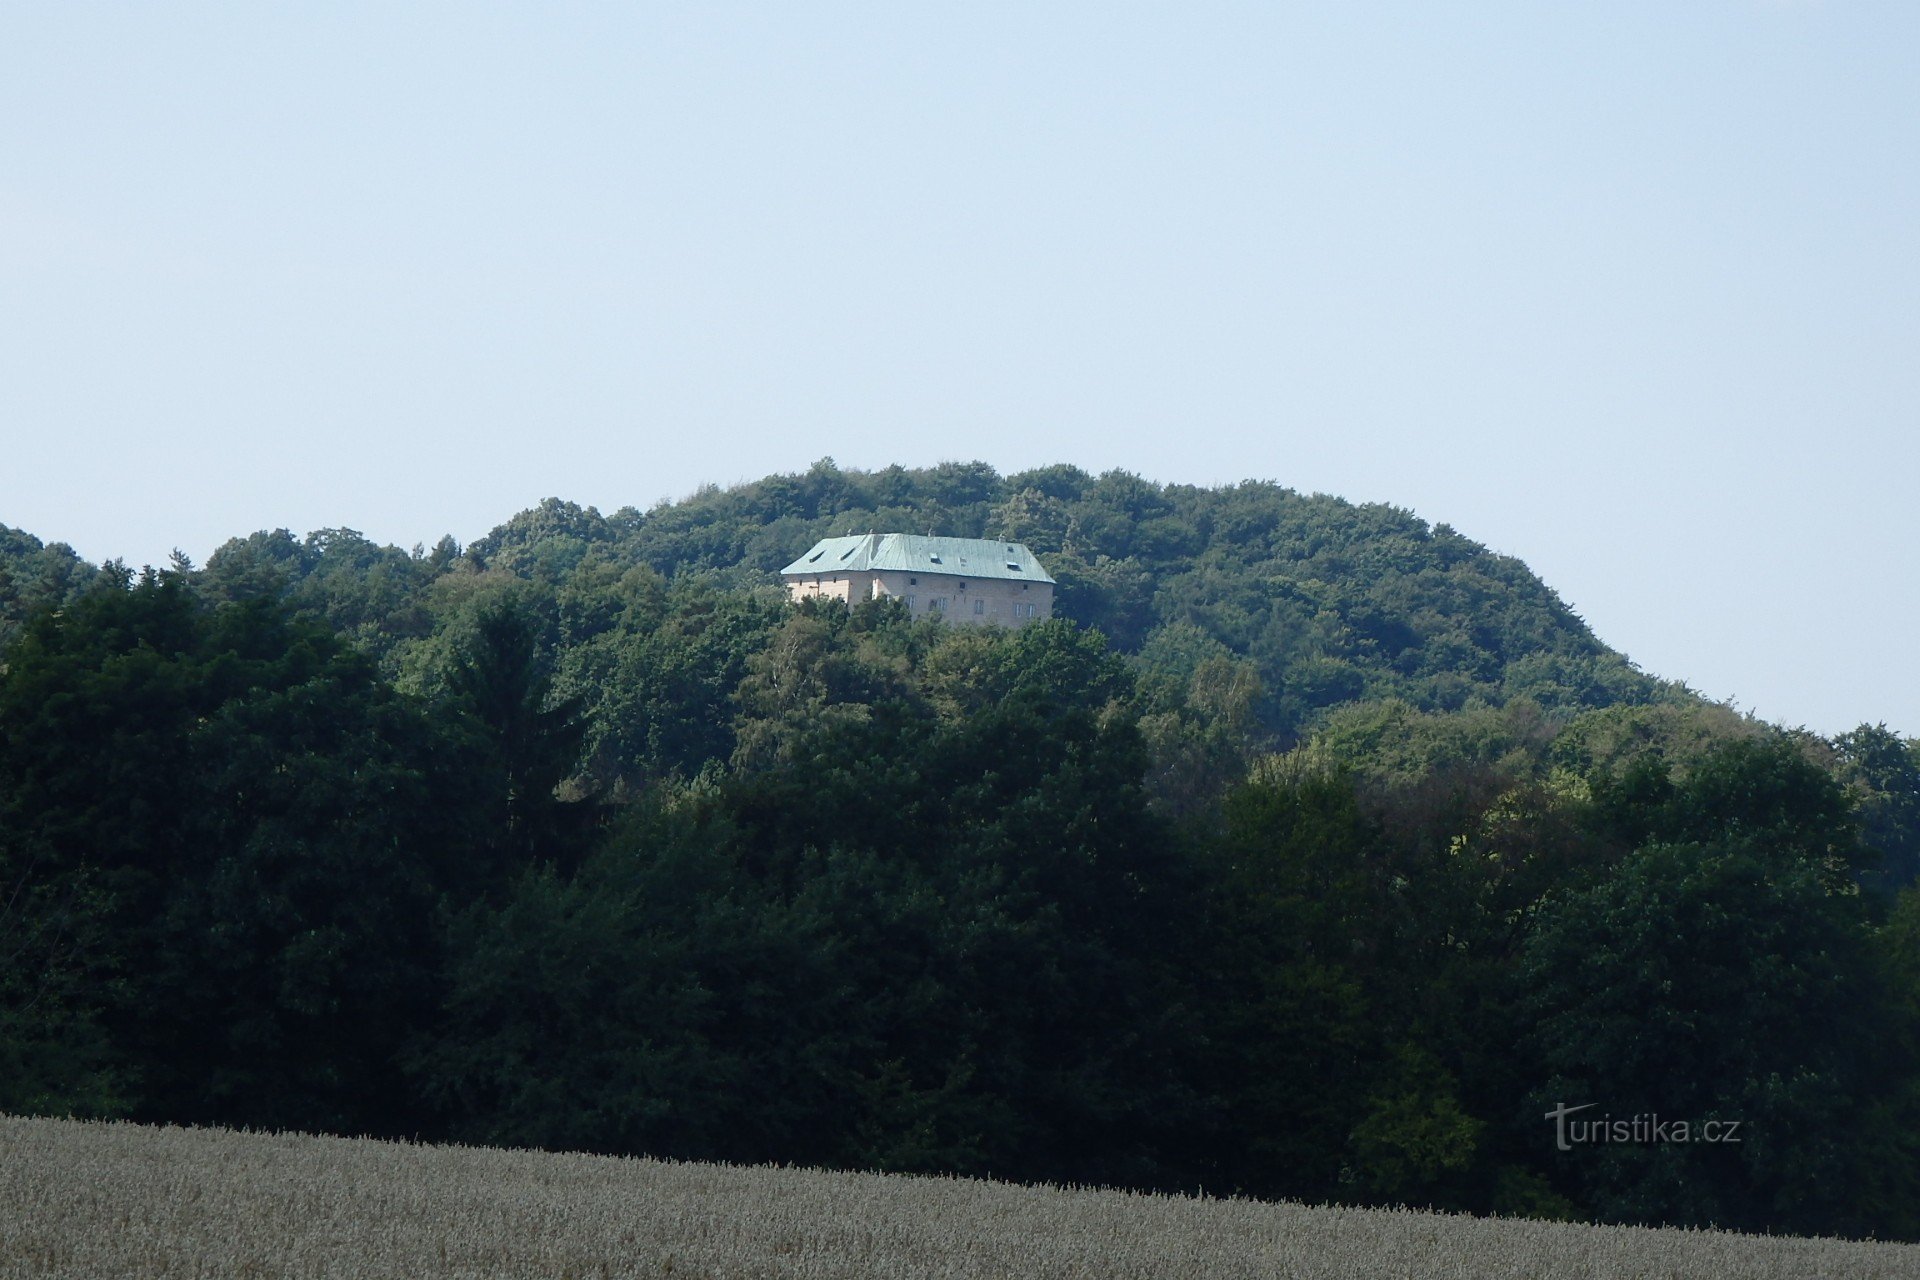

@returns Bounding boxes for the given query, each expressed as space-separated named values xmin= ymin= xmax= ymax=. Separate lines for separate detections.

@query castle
xmin=780 ymin=534 xmax=1055 ymax=627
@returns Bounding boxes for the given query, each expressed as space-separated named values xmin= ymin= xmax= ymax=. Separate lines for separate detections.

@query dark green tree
xmin=444 ymin=601 xmax=589 ymax=866
xmin=0 ymin=572 xmax=477 ymax=1132
xmin=1520 ymin=838 xmax=1869 ymax=1233
xmin=1834 ymin=723 xmax=1920 ymax=892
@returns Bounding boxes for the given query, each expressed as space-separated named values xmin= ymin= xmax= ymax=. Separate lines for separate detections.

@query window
xmin=973 ymin=599 xmax=984 ymax=615
xmin=904 ymin=594 xmax=916 ymax=608
xmin=909 ymin=577 xmax=918 ymax=585
xmin=930 ymin=597 xmax=947 ymax=612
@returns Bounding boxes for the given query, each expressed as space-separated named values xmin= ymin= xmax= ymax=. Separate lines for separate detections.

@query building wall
xmin=784 ymin=570 xmax=879 ymax=606
xmin=784 ymin=569 xmax=1053 ymax=627
xmin=871 ymin=569 xmax=1053 ymax=626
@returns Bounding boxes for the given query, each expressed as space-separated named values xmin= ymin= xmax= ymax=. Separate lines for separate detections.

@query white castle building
xmin=780 ymin=533 xmax=1056 ymax=627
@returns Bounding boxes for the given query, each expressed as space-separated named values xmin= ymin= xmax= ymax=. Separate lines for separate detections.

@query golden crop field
xmin=4 ymin=1114 xmax=1917 ymax=1279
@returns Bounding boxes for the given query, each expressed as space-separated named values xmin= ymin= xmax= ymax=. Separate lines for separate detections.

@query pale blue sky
xmin=3 ymin=3 xmax=1915 ymax=736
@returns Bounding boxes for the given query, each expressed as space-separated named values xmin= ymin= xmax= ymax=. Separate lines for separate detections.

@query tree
xmin=1834 ymin=723 xmax=1920 ymax=891
xmin=1187 ymin=766 xmax=1383 ymax=1200
xmin=445 ymin=600 xmax=589 ymax=865
xmin=1520 ymin=838 xmax=1868 ymax=1232
xmin=0 ymin=572 xmax=477 ymax=1133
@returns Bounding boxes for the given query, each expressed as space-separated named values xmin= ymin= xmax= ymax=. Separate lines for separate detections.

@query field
xmin=4 ymin=1115 xmax=1917 ymax=1279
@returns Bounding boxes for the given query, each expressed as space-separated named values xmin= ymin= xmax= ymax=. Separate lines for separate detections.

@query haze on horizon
xmin=2 ymin=3 xmax=1915 ymax=737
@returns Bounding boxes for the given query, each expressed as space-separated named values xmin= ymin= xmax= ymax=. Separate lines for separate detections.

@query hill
xmin=470 ymin=460 xmax=1682 ymax=732
xmin=1 ymin=460 xmax=1683 ymax=749
xmin=3 ymin=462 xmax=1917 ymax=1240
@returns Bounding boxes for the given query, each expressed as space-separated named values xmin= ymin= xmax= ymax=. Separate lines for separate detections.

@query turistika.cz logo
xmin=1544 ymin=1102 xmax=1743 ymax=1151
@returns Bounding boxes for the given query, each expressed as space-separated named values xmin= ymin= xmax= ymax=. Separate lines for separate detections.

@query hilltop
xmin=3 ymin=459 xmax=1684 ymax=747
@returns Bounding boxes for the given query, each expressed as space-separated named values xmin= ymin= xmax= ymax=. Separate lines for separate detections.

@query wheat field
xmin=3 ymin=1114 xmax=1917 ymax=1279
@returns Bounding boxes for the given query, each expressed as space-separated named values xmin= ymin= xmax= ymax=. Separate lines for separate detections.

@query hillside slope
xmin=489 ymin=461 xmax=1677 ymax=729
xmin=0 ymin=461 xmax=1675 ymax=748
xmin=1 ymin=461 xmax=1680 ymax=740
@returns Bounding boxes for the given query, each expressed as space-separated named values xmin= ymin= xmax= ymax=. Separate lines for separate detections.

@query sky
xmin=2 ymin=2 xmax=1915 ymax=737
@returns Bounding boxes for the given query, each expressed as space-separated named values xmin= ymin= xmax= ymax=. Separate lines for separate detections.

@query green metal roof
xmin=780 ymin=534 xmax=1056 ymax=584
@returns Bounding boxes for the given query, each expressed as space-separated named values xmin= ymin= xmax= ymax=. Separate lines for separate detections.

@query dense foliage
xmin=3 ymin=461 xmax=1918 ymax=1240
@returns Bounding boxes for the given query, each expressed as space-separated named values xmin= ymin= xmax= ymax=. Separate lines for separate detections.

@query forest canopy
xmin=3 ymin=459 xmax=1917 ymax=1240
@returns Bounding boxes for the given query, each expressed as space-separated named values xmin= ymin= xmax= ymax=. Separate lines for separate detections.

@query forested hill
xmin=0 ymin=460 xmax=1680 ymax=745
xmin=533 ymin=460 xmax=1678 ymax=721
xmin=7 ymin=460 xmax=1920 ymax=1239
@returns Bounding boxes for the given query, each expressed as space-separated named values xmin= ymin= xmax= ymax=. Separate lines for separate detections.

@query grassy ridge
xmin=4 ymin=1115 xmax=1915 ymax=1279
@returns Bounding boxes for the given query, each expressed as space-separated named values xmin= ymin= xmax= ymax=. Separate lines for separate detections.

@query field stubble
xmin=3 ymin=1114 xmax=1917 ymax=1278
